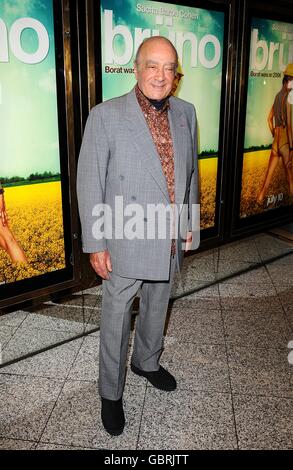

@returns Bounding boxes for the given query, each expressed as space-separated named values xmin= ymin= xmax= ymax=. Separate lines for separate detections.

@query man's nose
xmin=154 ymin=66 xmax=166 ymax=80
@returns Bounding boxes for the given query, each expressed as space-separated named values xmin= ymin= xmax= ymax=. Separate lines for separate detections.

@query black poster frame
xmin=0 ymin=0 xmax=81 ymax=309
xmin=85 ymin=0 xmax=237 ymax=248
xmin=229 ymin=0 xmax=293 ymax=239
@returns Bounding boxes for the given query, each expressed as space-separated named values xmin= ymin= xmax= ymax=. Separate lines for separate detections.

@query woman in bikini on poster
xmin=257 ymin=64 xmax=293 ymax=203
xmin=0 ymin=183 xmax=27 ymax=263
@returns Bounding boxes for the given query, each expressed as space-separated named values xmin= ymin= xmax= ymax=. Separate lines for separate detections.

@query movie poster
xmin=0 ymin=0 xmax=66 ymax=284
xmin=240 ymin=17 xmax=293 ymax=219
xmin=100 ymin=0 xmax=225 ymax=230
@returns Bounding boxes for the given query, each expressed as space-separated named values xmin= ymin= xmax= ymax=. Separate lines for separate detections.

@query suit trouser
xmin=99 ymin=255 xmax=177 ymax=400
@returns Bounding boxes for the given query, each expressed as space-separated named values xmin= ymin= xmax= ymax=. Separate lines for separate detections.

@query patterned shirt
xmin=135 ymin=85 xmax=176 ymax=254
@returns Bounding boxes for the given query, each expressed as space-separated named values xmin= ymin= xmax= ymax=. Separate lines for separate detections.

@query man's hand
xmin=90 ymin=250 xmax=112 ymax=280
xmin=0 ymin=194 xmax=8 ymax=227
xmin=185 ymin=232 xmax=193 ymax=252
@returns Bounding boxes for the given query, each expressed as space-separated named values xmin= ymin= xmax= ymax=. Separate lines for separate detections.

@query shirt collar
xmin=135 ymin=84 xmax=170 ymax=114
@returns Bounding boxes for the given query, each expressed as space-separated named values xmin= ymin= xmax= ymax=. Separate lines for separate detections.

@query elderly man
xmin=77 ymin=36 xmax=199 ymax=436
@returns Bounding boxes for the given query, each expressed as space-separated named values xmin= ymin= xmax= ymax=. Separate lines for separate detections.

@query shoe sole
xmin=103 ymin=426 xmax=124 ymax=436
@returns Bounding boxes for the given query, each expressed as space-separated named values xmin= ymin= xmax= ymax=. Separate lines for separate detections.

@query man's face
xmin=134 ymin=39 xmax=177 ymax=100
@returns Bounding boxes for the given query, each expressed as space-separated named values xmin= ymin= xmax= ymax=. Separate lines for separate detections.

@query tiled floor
xmin=0 ymin=232 xmax=292 ymax=450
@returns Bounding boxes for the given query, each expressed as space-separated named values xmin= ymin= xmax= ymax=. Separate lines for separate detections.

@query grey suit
xmin=77 ymin=87 xmax=199 ymax=399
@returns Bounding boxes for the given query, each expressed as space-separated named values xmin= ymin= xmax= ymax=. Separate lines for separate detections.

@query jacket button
xmin=131 ymin=196 xmax=137 ymax=201
xmin=119 ymin=175 xmax=125 ymax=180
xmin=144 ymin=217 xmax=147 ymax=222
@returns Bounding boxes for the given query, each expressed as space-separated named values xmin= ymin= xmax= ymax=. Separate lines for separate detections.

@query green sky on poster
xmin=244 ymin=17 xmax=293 ymax=148
xmin=0 ymin=0 xmax=60 ymax=178
xmin=101 ymin=0 xmax=224 ymax=153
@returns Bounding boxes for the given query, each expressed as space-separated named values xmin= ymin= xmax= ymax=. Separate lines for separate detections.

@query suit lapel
xmin=125 ymin=89 xmax=170 ymax=202
xmin=124 ymin=89 xmax=188 ymax=206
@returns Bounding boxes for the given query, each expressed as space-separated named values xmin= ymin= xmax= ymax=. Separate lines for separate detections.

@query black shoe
xmin=101 ymin=397 xmax=125 ymax=436
xmin=131 ymin=363 xmax=177 ymax=391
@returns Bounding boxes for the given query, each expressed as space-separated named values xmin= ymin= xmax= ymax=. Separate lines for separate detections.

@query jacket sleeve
xmin=188 ymin=105 xmax=200 ymax=250
xmin=76 ymin=107 xmax=110 ymax=253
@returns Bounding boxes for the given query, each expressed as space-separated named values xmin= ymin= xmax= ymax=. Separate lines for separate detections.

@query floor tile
xmin=166 ymin=306 xmax=225 ymax=345
xmin=180 ymin=258 xmax=217 ymax=282
xmin=0 ymin=232 xmax=292 ymax=451
xmin=266 ymin=262 xmax=293 ymax=286
xmin=234 ymin=394 xmax=293 ymax=449
xmin=0 ymin=374 xmax=63 ymax=441
xmin=0 ymin=326 xmax=18 ymax=352
xmin=67 ymin=336 xmax=99 ymax=382
xmin=36 ymin=442 xmax=93 ymax=450
xmin=255 ymin=234 xmax=292 ymax=261
xmin=83 ymin=292 xmax=103 ymax=309
xmin=218 ymin=239 xmax=261 ymax=263
xmin=0 ymin=438 xmax=36 ymax=450
xmin=0 ymin=310 xmax=28 ymax=328
xmin=219 ymin=282 xmax=282 ymax=311
xmin=50 ymin=292 xmax=102 ymax=309
xmin=268 ymin=283 xmax=293 ymax=331
xmin=85 ymin=309 xmax=101 ymax=332
xmin=40 ymin=381 xmax=145 ymax=450
xmin=1 ymin=326 xmax=78 ymax=364
xmin=160 ymin=339 xmax=230 ymax=393
xmin=137 ymin=388 xmax=237 ymax=450
xmin=172 ymin=285 xmax=221 ymax=310
xmin=284 ymin=308 xmax=293 ymax=332
xmin=221 ymin=303 xmax=284 ymax=316
xmin=223 ymin=310 xmax=291 ymax=348
xmin=273 ymin=284 xmax=293 ymax=316
xmin=227 ymin=344 xmax=293 ymax=398
xmin=171 ymin=277 xmax=214 ymax=297
xmin=1 ymin=338 xmax=83 ymax=379
xmin=267 ymin=253 xmax=293 ymax=264
xmin=22 ymin=305 xmax=89 ymax=333
xmin=218 ymin=265 xmax=272 ymax=285
xmin=83 ymin=285 xmax=103 ymax=296
xmin=185 ymin=249 xmax=217 ymax=266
